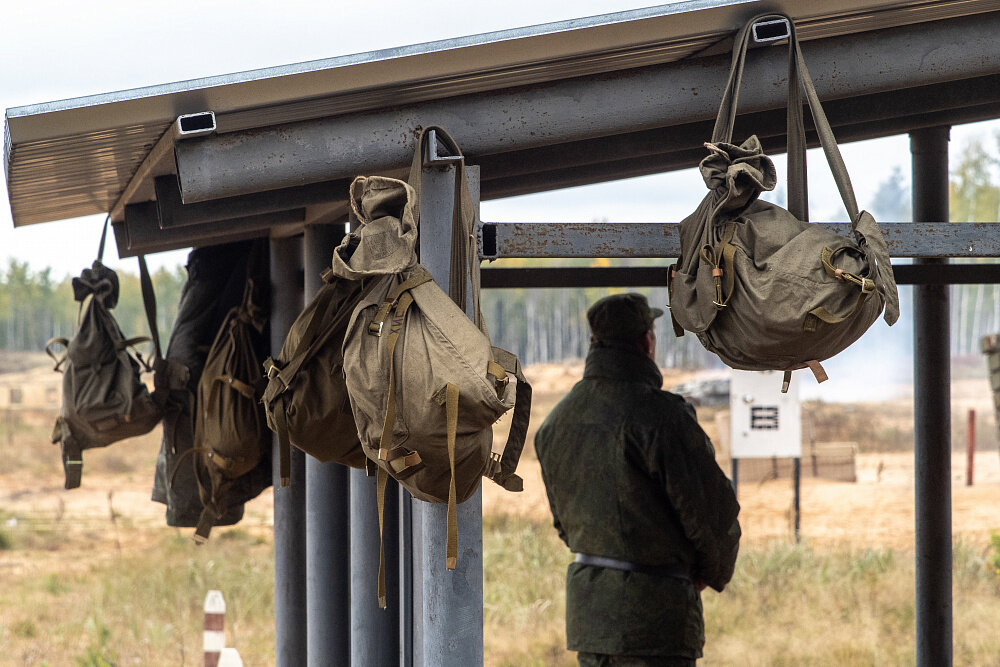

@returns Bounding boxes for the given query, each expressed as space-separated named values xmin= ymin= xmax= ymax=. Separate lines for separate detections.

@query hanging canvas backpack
xmin=46 ymin=221 xmax=164 ymax=489
xmin=189 ymin=249 xmax=271 ymax=542
xmin=667 ymin=14 xmax=900 ymax=391
xmin=335 ymin=127 xmax=531 ymax=604
xmin=262 ymin=266 xmax=376 ymax=482
xmin=151 ymin=241 xmax=268 ymax=529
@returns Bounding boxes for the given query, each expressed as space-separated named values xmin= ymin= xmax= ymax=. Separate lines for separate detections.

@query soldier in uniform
xmin=535 ymin=293 xmax=741 ymax=666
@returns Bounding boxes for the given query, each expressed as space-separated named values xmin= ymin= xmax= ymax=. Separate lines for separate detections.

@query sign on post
xmin=729 ymin=370 xmax=802 ymax=459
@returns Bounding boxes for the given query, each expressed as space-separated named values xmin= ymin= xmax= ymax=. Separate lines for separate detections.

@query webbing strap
xmin=377 ymin=289 xmax=416 ymax=463
xmin=713 ymin=14 xmax=861 ymax=227
xmin=276 ymin=403 xmax=292 ymax=486
xmin=194 ymin=503 xmax=219 ymax=544
xmin=97 ymin=214 xmax=110 ymax=263
xmin=61 ymin=434 xmax=83 ymax=490
xmin=699 ymin=222 xmax=738 ymax=309
xmin=444 ymin=382 xmax=459 ymax=570
xmin=376 ymin=466 xmax=389 ymax=608
xmin=407 ymin=127 xmax=483 ymax=330
xmin=369 ymin=269 xmax=432 ymax=337
xmin=45 ymin=337 xmax=70 ymax=371
xmin=806 ymin=360 xmax=828 ymax=384
xmin=487 ymin=347 xmax=531 ymax=492
xmin=780 ymin=361 xmax=828 ymax=394
xmin=138 ymin=255 xmax=163 ymax=361
xmin=276 ymin=396 xmax=292 ymax=486
xmin=804 ymin=248 xmax=873 ymax=330
xmin=666 ymin=266 xmax=685 ymax=339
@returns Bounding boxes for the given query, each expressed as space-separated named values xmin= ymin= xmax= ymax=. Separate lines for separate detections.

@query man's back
xmin=535 ymin=342 xmax=740 ymax=661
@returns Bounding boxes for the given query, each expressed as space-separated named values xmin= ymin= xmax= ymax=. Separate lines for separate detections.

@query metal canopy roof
xmin=5 ymin=0 xmax=1000 ymax=237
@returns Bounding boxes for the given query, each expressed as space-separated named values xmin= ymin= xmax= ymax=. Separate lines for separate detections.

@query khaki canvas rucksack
xmin=667 ymin=14 xmax=899 ymax=390
xmin=262 ymin=268 xmax=375 ymax=479
xmin=47 ymin=223 xmax=164 ymax=489
xmin=335 ymin=127 xmax=531 ymax=605
xmin=190 ymin=259 xmax=271 ymax=542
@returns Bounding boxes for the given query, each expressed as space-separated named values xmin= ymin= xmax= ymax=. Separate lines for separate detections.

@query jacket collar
xmin=583 ymin=344 xmax=663 ymax=389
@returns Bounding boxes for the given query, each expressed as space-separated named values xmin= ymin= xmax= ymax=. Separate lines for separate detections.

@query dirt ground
xmin=3 ymin=361 xmax=1000 ymax=580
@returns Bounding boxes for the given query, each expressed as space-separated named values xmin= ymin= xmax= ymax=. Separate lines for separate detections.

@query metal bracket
xmin=423 ymin=128 xmax=464 ymax=166
xmin=751 ymin=17 xmax=791 ymax=44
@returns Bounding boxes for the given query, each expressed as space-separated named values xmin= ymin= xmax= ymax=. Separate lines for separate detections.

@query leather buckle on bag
xmin=368 ymin=320 xmax=385 ymax=336
xmin=860 ymin=277 xmax=875 ymax=294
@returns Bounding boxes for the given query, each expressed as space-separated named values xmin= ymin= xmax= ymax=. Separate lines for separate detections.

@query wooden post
xmin=966 ymin=409 xmax=975 ymax=487
xmin=204 ymin=590 xmax=226 ymax=667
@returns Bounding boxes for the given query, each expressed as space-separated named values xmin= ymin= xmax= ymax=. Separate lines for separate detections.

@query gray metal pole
xmin=270 ymin=234 xmax=308 ymax=666
xmin=304 ymin=223 xmax=351 ymax=667
xmin=911 ymin=126 xmax=953 ymax=667
xmin=351 ymin=469 xmax=401 ymax=665
xmin=411 ymin=164 xmax=484 ymax=667
xmin=349 ymin=200 xmax=401 ymax=665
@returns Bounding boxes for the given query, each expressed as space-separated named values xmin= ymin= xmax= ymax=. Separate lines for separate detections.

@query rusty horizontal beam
xmin=479 ymin=264 xmax=1000 ymax=288
xmin=480 ymin=222 xmax=1000 ymax=259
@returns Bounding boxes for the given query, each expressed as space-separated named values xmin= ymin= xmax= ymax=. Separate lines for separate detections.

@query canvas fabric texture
xmin=263 ymin=269 xmax=374 ymax=475
xmin=334 ymin=127 xmax=531 ymax=605
xmin=667 ymin=14 xmax=899 ymax=382
xmin=48 ymin=248 xmax=163 ymax=490
xmin=191 ymin=261 xmax=270 ymax=542
xmin=151 ymin=242 xmax=266 ymax=528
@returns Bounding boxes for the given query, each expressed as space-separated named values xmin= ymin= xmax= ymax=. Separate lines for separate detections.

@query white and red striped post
xmin=204 ymin=590 xmax=226 ymax=667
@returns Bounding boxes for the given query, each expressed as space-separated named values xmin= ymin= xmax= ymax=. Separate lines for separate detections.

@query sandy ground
xmin=3 ymin=361 xmax=999 ymax=581
xmin=5 ymin=445 xmax=995 ymax=580
xmin=483 ymin=451 xmax=1000 ymax=550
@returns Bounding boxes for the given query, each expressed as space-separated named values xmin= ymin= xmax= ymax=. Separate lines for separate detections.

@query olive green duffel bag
xmin=668 ymin=14 xmax=899 ymax=391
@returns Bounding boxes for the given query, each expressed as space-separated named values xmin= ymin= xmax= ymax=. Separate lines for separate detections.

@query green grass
xmin=0 ymin=529 xmax=274 ymax=666
xmin=4 ymin=513 xmax=1000 ymax=665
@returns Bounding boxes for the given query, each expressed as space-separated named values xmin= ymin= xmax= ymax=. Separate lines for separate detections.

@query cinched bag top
xmin=700 ymin=136 xmax=777 ymax=220
xmin=330 ymin=175 xmax=419 ymax=280
xmin=72 ymin=260 xmax=120 ymax=308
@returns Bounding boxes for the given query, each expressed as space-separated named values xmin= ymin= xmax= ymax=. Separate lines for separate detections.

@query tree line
xmin=0 ymin=260 xmax=186 ymax=354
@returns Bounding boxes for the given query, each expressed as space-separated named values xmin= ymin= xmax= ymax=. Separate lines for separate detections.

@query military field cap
xmin=587 ymin=293 xmax=664 ymax=342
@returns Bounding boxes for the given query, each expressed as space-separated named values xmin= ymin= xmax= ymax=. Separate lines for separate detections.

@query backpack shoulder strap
xmin=486 ymin=346 xmax=532 ymax=492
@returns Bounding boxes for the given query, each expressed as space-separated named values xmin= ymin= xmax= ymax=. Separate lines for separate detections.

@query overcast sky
xmin=3 ymin=0 xmax=999 ymax=401
xmin=1 ymin=0 xmax=997 ymax=280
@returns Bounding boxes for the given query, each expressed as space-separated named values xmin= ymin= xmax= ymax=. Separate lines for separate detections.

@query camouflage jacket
xmin=534 ymin=344 xmax=741 ymax=658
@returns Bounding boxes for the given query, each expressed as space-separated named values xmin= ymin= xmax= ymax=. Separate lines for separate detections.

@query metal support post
xmin=349 ymin=200 xmax=401 ymax=664
xmin=351 ymin=470 xmax=401 ymax=665
xmin=911 ymin=126 xmax=953 ymax=667
xmin=792 ymin=457 xmax=801 ymax=543
xmin=411 ymin=162 xmax=484 ymax=667
xmin=270 ymin=235 xmax=308 ymax=666
xmin=304 ymin=223 xmax=351 ymax=666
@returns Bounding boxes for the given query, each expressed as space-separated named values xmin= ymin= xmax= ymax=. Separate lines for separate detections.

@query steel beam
xmin=303 ymin=224 xmax=351 ymax=667
xmin=911 ymin=127 xmax=953 ymax=667
xmin=154 ymin=175 xmax=349 ymax=228
xmin=409 ymin=165 xmax=484 ymax=667
xmin=476 ymin=73 xmax=1000 ymax=197
xmin=478 ymin=264 xmax=1000 ymax=289
xmin=270 ymin=235 xmax=308 ymax=667
xmin=117 ymin=201 xmax=303 ymax=257
xmin=480 ymin=222 xmax=1000 ymax=259
xmin=175 ymin=13 xmax=1000 ymax=203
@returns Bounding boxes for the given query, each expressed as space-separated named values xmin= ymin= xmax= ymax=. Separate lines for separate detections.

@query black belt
xmin=574 ymin=553 xmax=691 ymax=581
